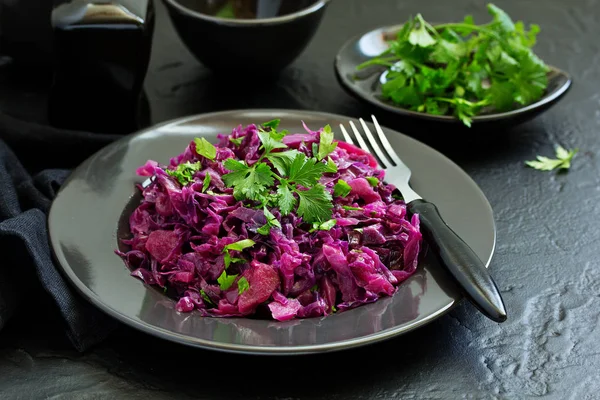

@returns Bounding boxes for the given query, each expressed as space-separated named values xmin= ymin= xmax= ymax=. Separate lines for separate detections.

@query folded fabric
xmin=0 ymin=110 xmax=122 ymax=351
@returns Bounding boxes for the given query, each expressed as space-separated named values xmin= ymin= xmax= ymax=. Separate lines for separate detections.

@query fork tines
xmin=339 ymin=115 xmax=402 ymax=169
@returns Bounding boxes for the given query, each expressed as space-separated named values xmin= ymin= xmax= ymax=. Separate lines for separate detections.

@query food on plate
xmin=356 ymin=3 xmax=549 ymax=126
xmin=116 ymin=119 xmax=422 ymax=320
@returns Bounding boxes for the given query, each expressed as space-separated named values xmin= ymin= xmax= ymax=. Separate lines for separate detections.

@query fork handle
xmin=408 ymin=199 xmax=507 ymax=323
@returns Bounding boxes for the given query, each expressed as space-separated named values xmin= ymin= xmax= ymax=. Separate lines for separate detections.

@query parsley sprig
xmin=222 ymin=120 xmax=336 ymax=223
xmin=356 ymin=4 xmax=549 ymax=127
xmin=526 ymin=146 xmax=578 ymax=171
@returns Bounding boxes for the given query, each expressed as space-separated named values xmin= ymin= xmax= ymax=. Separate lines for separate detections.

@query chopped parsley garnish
xmin=526 ymin=146 xmax=578 ymax=171
xmin=356 ymin=4 xmax=549 ymax=127
xmin=223 ymin=239 xmax=255 ymax=268
xmin=366 ymin=177 xmax=379 ymax=187
xmin=257 ymin=207 xmax=282 ymax=235
xmin=202 ymin=173 xmax=211 ymax=192
xmin=229 ymin=137 xmax=243 ymax=146
xmin=317 ymin=125 xmax=338 ymax=161
xmin=217 ymin=271 xmax=238 ymax=290
xmin=237 ymin=277 xmax=250 ymax=294
xmin=194 ymin=137 xmax=217 ymax=160
xmin=200 ymin=290 xmax=214 ymax=306
xmin=333 ymin=179 xmax=352 ymax=197
xmin=166 ymin=161 xmax=201 ymax=186
xmin=342 ymin=205 xmax=363 ymax=211
xmin=309 ymin=218 xmax=337 ymax=232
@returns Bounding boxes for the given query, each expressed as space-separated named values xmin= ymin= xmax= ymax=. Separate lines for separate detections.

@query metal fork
xmin=340 ymin=116 xmax=507 ymax=323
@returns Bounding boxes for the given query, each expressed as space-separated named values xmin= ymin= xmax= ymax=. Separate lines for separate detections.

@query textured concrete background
xmin=1 ymin=0 xmax=599 ymax=398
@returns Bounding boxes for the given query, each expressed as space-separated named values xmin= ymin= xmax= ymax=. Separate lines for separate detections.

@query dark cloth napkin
xmin=0 ymin=110 xmax=123 ymax=351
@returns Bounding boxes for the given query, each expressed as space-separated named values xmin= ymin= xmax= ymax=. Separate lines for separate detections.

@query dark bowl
xmin=162 ymin=0 xmax=330 ymax=74
xmin=335 ymin=24 xmax=572 ymax=129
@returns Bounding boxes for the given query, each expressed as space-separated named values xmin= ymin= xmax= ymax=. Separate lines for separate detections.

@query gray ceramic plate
xmin=335 ymin=24 xmax=572 ymax=127
xmin=48 ymin=109 xmax=496 ymax=355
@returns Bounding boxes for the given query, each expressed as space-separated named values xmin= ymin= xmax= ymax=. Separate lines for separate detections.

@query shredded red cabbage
xmin=116 ymin=123 xmax=422 ymax=320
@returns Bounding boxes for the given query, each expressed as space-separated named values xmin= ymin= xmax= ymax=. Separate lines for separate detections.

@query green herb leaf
xmin=287 ymin=155 xmax=327 ymax=188
xmin=526 ymin=146 xmax=578 ymax=171
xmin=200 ymin=290 xmax=215 ymax=306
xmin=267 ymin=150 xmax=302 ymax=176
xmin=223 ymin=160 xmax=275 ymax=202
xmin=257 ymin=224 xmax=271 ymax=235
xmin=165 ymin=161 xmax=201 ymax=186
xmin=237 ymin=277 xmax=250 ymax=294
xmin=217 ymin=271 xmax=238 ymax=291
xmin=224 ymin=239 xmax=256 ymax=252
xmin=366 ymin=177 xmax=379 ymax=187
xmin=317 ymin=125 xmax=338 ymax=161
xmin=202 ymin=173 xmax=211 ymax=192
xmin=262 ymin=119 xmax=281 ymax=130
xmin=296 ymin=184 xmax=333 ymax=223
xmin=194 ymin=138 xmax=217 ymax=160
xmin=333 ymin=179 xmax=352 ymax=197
xmin=324 ymin=157 xmax=338 ymax=173
xmin=263 ymin=207 xmax=282 ymax=229
xmin=487 ymin=3 xmax=515 ymax=33
xmin=342 ymin=205 xmax=363 ymax=211
xmin=319 ymin=219 xmax=337 ymax=231
xmin=276 ymin=184 xmax=297 ymax=215
xmin=229 ymin=137 xmax=243 ymax=146
xmin=258 ymin=130 xmax=288 ymax=154
xmin=408 ymin=14 xmax=437 ymax=48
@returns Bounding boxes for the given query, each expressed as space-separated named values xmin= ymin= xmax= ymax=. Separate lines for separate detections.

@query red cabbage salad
xmin=116 ymin=119 xmax=422 ymax=321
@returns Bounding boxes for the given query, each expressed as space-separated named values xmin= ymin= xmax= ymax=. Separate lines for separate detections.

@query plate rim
xmin=49 ymin=108 xmax=496 ymax=355
xmin=334 ymin=23 xmax=572 ymax=123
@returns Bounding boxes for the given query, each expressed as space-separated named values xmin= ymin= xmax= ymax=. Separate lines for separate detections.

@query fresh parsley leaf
xmin=317 ymin=125 xmax=338 ymax=160
xmin=237 ymin=277 xmax=250 ymax=294
xmin=194 ymin=138 xmax=217 ymax=160
xmin=310 ymin=284 xmax=319 ymax=292
xmin=200 ymin=290 xmax=215 ymax=306
xmin=287 ymin=155 xmax=327 ymax=187
xmin=257 ymin=224 xmax=271 ymax=235
xmin=262 ymin=119 xmax=280 ymax=130
xmin=408 ymin=14 xmax=437 ymax=48
xmin=309 ymin=218 xmax=337 ymax=233
xmin=525 ymin=146 xmax=578 ymax=171
xmin=217 ymin=271 xmax=238 ymax=291
xmin=258 ymin=130 xmax=288 ymax=154
xmin=276 ymin=184 xmax=297 ymax=215
xmin=165 ymin=161 xmax=201 ymax=186
xmin=487 ymin=3 xmax=515 ymax=33
xmin=319 ymin=219 xmax=337 ymax=231
xmin=342 ymin=205 xmax=363 ymax=211
xmin=229 ymin=137 xmax=243 ymax=146
xmin=296 ymin=184 xmax=333 ymax=223
xmin=324 ymin=157 xmax=338 ymax=173
xmin=202 ymin=173 xmax=211 ymax=192
xmin=366 ymin=177 xmax=380 ymax=187
xmin=223 ymin=159 xmax=274 ymax=201
xmin=267 ymin=150 xmax=302 ymax=176
xmin=224 ymin=239 xmax=256 ymax=252
xmin=487 ymin=80 xmax=515 ymax=111
xmin=333 ymin=180 xmax=352 ymax=197
xmin=263 ymin=207 xmax=282 ymax=229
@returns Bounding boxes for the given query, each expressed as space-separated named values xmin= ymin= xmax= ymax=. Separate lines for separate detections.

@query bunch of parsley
xmin=356 ymin=3 xmax=549 ymax=126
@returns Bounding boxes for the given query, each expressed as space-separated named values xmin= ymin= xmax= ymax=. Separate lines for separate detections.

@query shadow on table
xmin=96 ymin=307 xmax=470 ymax=399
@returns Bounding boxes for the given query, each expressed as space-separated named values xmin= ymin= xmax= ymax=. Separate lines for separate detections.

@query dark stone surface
xmin=1 ymin=0 xmax=600 ymax=398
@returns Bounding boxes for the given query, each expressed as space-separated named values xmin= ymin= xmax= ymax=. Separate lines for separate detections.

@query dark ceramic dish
xmin=162 ymin=0 xmax=329 ymax=73
xmin=48 ymin=109 xmax=496 ymax=355
xmin=335 ymin=24 xmax=572 ymax=128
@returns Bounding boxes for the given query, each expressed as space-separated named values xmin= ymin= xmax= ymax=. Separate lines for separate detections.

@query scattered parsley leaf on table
xmin=525 ymin=146 xmax=578 ymax=171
